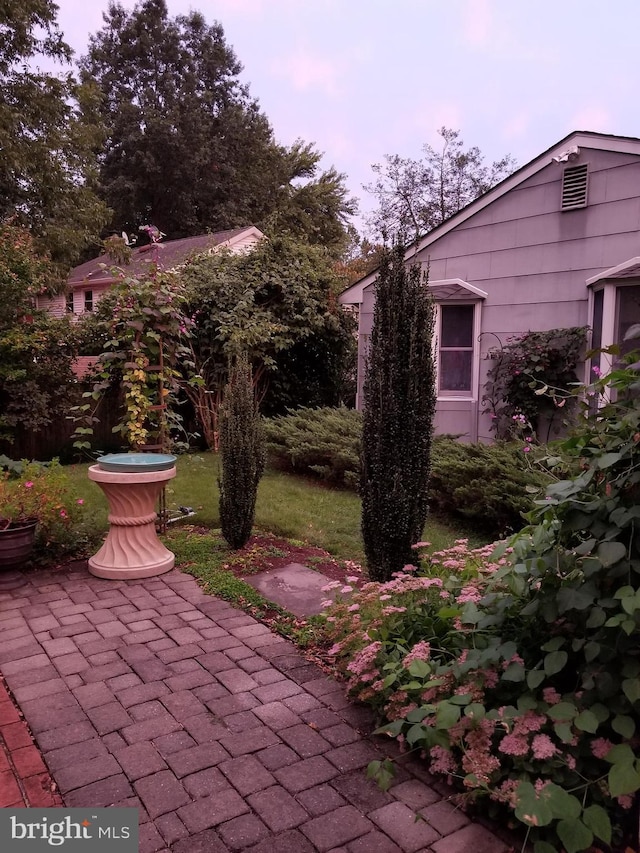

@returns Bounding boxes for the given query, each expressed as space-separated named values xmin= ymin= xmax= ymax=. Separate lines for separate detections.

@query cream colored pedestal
xmin=88 ymin=465 xmax=176 ymax=579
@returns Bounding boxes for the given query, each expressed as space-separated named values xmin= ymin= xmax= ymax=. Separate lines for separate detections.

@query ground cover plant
xmin=265 ymin=406 xmax=549 ymax=537
xmin=323 ymin=352 xmax=640 ymax=852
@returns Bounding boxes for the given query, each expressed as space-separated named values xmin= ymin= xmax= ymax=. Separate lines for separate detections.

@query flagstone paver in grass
xmin=0 ymin=562 xmax=516 ymax=852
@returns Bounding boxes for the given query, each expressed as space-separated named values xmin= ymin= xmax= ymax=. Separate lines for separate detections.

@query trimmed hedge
xmin=265 ymin=407 xmax=551 ymax=536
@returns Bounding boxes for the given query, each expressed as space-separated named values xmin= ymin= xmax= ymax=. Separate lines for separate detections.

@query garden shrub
xmin=264 ymin=406 xmax=361 ymax=488
xmin=428 ymin=438 xmax=552 ymax=535
xmin=324 ymin=352 xmax=640 ymax=853
xmin=219 ymin=354 xmax=266 ymax=550
xmin=265 ymin=407 xmax=547 ymax=537
xmin=483 ymin=327 xmax=587 ymax=440
xmin=360 ymin=242 xmax=436 ymax=582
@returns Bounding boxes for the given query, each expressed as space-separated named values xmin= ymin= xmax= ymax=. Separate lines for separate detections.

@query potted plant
xmin=0 ymin=460 xmax=84 ymax=568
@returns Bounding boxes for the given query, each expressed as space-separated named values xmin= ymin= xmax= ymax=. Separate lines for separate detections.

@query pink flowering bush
xmin=0 ymin=461 xmax=86 ymax=558
xmin=324 ymin=343 xmax=640 ymax=853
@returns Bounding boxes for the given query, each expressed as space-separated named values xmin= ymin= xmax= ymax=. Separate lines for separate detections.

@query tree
xmin=0 ymin=1 xmax=110 ymax=278
xmin=0 ymin=223 xmax=81 ymax=442
xmin=82 ymin=1 xmax=356 ymax=255
xmin=218 ymin=353 xmax=265 ymax=550
xmin=180 ymin=235 xmax=355 ymax=447
xmin=364 ymin=127 xmax=516 ymax=241
xmin=360 ymin=241 xmax=436 ymax=582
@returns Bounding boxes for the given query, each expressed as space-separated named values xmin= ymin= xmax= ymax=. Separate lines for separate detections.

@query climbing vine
xmin=71 ymin=265 xmax=193 ymax=453
xmin=483 ymin=327 xmax=587 ymax=440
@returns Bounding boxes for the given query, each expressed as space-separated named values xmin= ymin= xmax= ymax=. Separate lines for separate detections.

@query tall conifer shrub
xmin=361 ymin=243 xmax=436 ymax=581
xmin=219 ymin=353 xmax=265 ymax=549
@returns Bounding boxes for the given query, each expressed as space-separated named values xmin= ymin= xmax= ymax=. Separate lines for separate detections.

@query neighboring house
xmin=38 ymin=225 xmax=265 ymax=320
xmin=339 ymin=131 xmax=640 ymax=442
xmin=37 ymin=225 xmax=265 ymax=379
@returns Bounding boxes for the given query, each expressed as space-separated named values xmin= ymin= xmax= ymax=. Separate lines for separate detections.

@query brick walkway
xmin=0 ymin=564 xmax=512 ymax=853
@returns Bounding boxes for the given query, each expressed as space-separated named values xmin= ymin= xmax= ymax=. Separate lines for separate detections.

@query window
xmin=84 ymin=290 xmax=93 ymax=313
xmin=65 ymin=292 xmax=74 ymax=314
xmin=615 ymin=285 xmax=640 ymax=358
xmin=561 ymin=163 xmax=588 ymax=210
xmin=438 ymin=304 xmax=474 ymax=395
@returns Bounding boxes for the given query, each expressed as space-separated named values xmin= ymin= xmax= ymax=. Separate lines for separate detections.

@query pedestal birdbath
xmin=88 ymin=453 xmax=176 ymax=579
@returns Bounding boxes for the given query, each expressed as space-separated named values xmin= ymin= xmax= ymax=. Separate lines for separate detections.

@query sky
xmin=51 ymin=0 xmax=640 ymax=233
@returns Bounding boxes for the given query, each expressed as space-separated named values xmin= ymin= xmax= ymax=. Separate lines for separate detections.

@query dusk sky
xmin=51 ymin=0 xmax=639 ymax=232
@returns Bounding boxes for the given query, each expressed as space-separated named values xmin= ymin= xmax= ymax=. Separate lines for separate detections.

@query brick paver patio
xmin=0 ymin=564 xmax=513 ymax=852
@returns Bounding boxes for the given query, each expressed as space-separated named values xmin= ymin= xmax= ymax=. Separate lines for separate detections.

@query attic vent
xmin=561 ymin=163 xmax=588 ymax=210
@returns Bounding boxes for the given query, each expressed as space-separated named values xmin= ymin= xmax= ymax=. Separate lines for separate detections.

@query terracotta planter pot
xmin=0 ymin=519 xmax=38 ymax=568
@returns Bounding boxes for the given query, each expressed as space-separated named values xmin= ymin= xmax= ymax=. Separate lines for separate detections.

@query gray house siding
xmin=352 ymin=136 xmax=640 ymax=442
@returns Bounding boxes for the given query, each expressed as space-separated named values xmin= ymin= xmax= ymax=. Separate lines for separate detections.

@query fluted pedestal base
xmin=88 ymin=465 xmax=176 ymax=579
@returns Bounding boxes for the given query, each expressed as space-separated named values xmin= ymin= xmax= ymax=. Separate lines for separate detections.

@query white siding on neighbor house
xmin=36 ymin=293 xmax=66 ymax=318
xmin=226 ymin=233 xmax=262 ymax=253
xmin=355 ymin=143 xmax=640 ymax=442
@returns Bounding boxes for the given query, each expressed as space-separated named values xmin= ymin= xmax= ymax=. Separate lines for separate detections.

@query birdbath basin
xmin=88 ymin=453 xmax=177 ymax=579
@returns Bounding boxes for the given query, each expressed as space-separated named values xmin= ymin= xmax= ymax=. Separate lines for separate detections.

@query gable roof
xmin=339 ymin=131 xmax=640 ymax=305
xmin=69 ymin=226 xmax=264 ymax=287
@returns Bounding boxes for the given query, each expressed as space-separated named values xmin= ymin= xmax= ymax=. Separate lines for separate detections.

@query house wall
xmin=358 ymin=146 xmax=640 ymax=441
xmin=36 ymin=281 xmax=111 ymax=321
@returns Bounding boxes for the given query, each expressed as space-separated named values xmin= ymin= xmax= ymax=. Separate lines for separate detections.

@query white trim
xmin=428 ymin=278 xmax=488 ymax=299
xmin=435 ymin=301 xmax=482 ymax=401
xmin=586 ymin=256 xmax=640 ymax=286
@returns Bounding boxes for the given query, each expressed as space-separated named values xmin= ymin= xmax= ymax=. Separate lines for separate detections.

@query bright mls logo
xmin=0 ymin=809 xmax=138 ymax=851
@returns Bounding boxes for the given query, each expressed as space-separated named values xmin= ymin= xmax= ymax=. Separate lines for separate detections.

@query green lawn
xmin=66 ymin=452 xmax=487 ymax=563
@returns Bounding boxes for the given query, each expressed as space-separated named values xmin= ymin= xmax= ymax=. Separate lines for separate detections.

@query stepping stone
xmin=244 ymin=563 xmax=336 ymax=617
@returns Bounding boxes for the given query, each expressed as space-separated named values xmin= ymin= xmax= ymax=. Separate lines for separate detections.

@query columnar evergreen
xmin=360 ymin=242 xmax=436 ymax=582
xmin=219 ymin=353 xmax=265 ymax=549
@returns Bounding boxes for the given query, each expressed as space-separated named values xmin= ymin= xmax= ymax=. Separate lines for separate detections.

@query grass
xmin=65 ymin=451 xmax=489 ymax=563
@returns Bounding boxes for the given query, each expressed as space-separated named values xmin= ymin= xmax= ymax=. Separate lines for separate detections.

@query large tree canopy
xmin=364 ymin=127 xmax=516 ymax=242
xmin=178 ymin=235 xmax=355 ymax=446
xmin=82 ymin=0 xmax=356 ymax=255
xmin=0 ymin=0 xmax=109 ymax=277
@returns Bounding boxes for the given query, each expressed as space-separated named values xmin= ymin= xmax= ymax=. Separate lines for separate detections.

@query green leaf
xmin=574 ymin=710 xmax=599 ymax=733
xmin=366 ymin=757 xmax=396 ymax=791
xmin=548 ymin=701 xmax=577 ymax=721
xmin=556 ymin=585 xmax=596 ymax=612
xmin=583 ymin=641 xmax=600 ymax=662
xmin=597 ymin=541 xmax=627 ymax=567
xmin=373 ymin=719 xmax=404 ymax=738
xmin=612 ymin=715 xmax=636 ymax=738
xmin=502 ymin=661 xmax=525 ymax=682
xmin=408 ymin=659 xmax=431 ymax=679
xmin=553 ymin=721 xmax=574 ymax=743
xmin=464 ymin=703 xmax=486 ymax=721
xmin=514 ymin=781 xmax=553 ymax=828
xmin=582 ymin=804 xmax=612 ymax=845
xmin=556 ymin=818 xmax=593 ymax=853
xmin=435 ymin=701 xmax=460 ymax=729
xmin=406 ymin=723 xmax=426 ymax=746
xmin=541 ymin=637 xmax=565 ymax=652
xmin=527 ymin=670 xmax=545 ymax=689
xmin=605 ymin=743 xmax=635 ymax=765
xmin=545 ymin=783 xmax=582 ymax=819
xmin=608 ymin=761 xmax=640 ymax=796
xmin=622 ymin=677 xmax=640 ymax=704
xmin=533 ymin=843 xmax=557 ymax=853
xmin=596 ymin=452 xmax=622 ymax=469
xmin=544 ymin=650 xmax=568 ymax=676
xmin=448 ymin=693 xmax=472 ymax=706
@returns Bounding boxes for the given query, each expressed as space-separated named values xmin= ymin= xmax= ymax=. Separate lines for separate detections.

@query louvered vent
xmin=561 ymin=163 xmax=588 ymax=210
